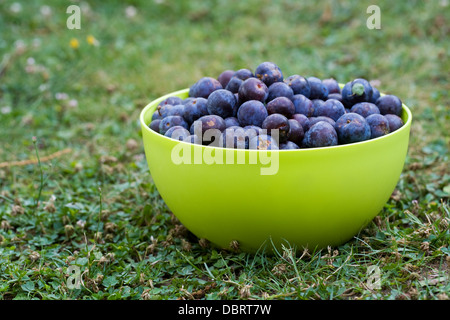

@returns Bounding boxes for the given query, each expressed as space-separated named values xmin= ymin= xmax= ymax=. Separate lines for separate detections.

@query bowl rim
xmin=140 ymin=88 xmax=412 ymax=153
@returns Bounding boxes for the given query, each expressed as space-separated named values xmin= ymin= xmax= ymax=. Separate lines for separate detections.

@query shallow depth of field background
xmin=0 ymin=0 xmax=448 ymax=300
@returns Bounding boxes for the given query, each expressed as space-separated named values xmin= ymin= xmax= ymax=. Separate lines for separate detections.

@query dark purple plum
xmin=366 ymin=114 xmax=390 ymax=139
xmin=313 ymin=98 xmax=346 ymax=121
xmin=350 ymin=102 xmax=380 ymax=118
xmin=280 ymin=141 xmax=300 ymax=149
xmin=183 ymin=134 xmax=201 ymax=145
xmin=291 ymin=114 xmax=309 ymax=132
xmin=284 ymin=75 xmax=311 ymax=98
xmin=225 ymin=77 xmax=244 ymax=94
xmin=217 ymin=70 xmax=235 ymax=88
xmin=370 ymin=87 xmax=381 ymax=104
xmin=190 ymin=115 xmax=226 ymax=145
xmin=311 ymin=99 xmax=325 ymax=110
xmin=306 ymin=116 xmax=336 ymax=131
xmin=161 ymin=104 xmax=185 ymax=118
xmin=159 ymin=115 xmax=189 ymax=135
xmin=335 ymin=113 xmax=371 ymax=144
xmin=287 ymin=119 xmax=304 ymax=146
xmin=307 ymin=77 xmax=328 ymax=100
xmin=266 ymin=82 xmax=294 ymax=102
xmin=225 ymin=69 xmax=254 ymax=93
xmin=152 ymin=111 xmax=162 ymax=121
xmin=249 ymin=134 xmax=279 ymax=150
xmin=164 ymin=126 xmax=191 ymax=141
xmin=322 ymin=78 xmax=341 ymax=94
xmin=224 ymin=117 xmax=240 ymax=128
xmin=243 ymin=125 xmax=263 ymax=136
xmin=220 ymin=126 xmax=258 ymax=149
xmin=255 ymin=62 xmax=283 ymax=87
xmin=238 ymin=78 xmax=268 ymax=103
xmin=189 ymin=77 xmax=223 ymax=98
xmin=157 ymin=96 xmax=184 ymax=114
xmin=182 ymin=97 xmax=196 ymax=105
xmin=384 ymin=114 xmax=404 ymax=132
xmin=262 ymin=114 xmax=291 ymax=143
xmin=149 ymin=119 xmax=161 ymax=133
xmin=266 ymin=97 xmax=295 ymax=118
xmin=303 ymin=121 xmax=338 ymax=148
xmin=190 ymin=115 xmax=226 ymax=134
xmin=207 ymin=89 xmax=237 ymax=119
xmin=376 ymin=95 xmax=402 ymax=116
xmin=341 ymin=78 xmax=373 ymax=108
xmin=237 ymin=100 xmax=268 ymax=127
xmin=183 ymin=97 xmax=209 ymax=123
xmin=292 ymin=94 xmax=314 ymax=117
xmin=234 ymin=68 xmax=254 ymax=80
xmin=327 ymin=93 xmax=343 ymax=103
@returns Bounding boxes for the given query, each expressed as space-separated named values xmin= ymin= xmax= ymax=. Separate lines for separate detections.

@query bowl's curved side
xmin=140 ymin=89 xmax=412 ymax=253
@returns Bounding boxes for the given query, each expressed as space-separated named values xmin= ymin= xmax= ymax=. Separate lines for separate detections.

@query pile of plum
xmin=148 ymin=62 xmax=404 ymax=150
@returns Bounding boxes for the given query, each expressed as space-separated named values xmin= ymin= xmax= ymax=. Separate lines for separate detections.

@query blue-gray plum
xmin=255 ymin=62 xmax=283 ymax=87
xmin=149 ymin=119 xmax=161 ymax=133
xmin=266 ymin=82 xmax=294 ymax=102
xmin=370 ymin=87 xmax=381 ymax=104
xmin=350 ymin=102 xmax=380 ymax=118
xmin=384 ymin=114 xmax=404 ymax=132
xmin=224 ymin=117 xmax=240 ymax=128
xmin=184 ymin=134 xmax=201 ymax=145
xmin=161 ymin=104 xmax=185 ymax=118
xmin=262 ymin=113 xmax=291 ymax=143
xmin=307 ymin=77 xmax=328 ymax=100
xmin=249 ymin=134 xmax=279 ymax=150
xmin=191 ymin=115 xmax=226 ymax=134
xmin=376 ymin=95 xmax=402 ymax=116
xmin=207 ymin=89 xmax=237 ymax=119
xmin=266 ymin=96 xmax=295 ymax=118
xmin=287 ymin=119 xmax=304 ymax=146
xmin=292 ymin=94 xmax=314 ymax=117
xmin=243 ymin=125 xmax=263 ymax=136
xmin=189 ymin=77 xmax=223 ymax=98
xmin=291 ymin=114 xmax=309 ymax=132
xmin=220 ymin=126 xmax=258 ymax=149
xmin=341 ymin=78 xmax=373 ymax=108
xmin=306 ymin=116 xmax=336 ymax=131
xmin=183 ymin=97 xmax=209 ymax=123
xmin=238 ymin=77 xmax=268 ymax=103
xmin=190 ymin=115 xmax=226 ymax=145
xmin=225 ymin=69 xmax=254 ymax=93
xmin=322 ymin=78 xmax=341 ymax=94
xmin=164 ymin=126 xmax=190 ymax=141
xmin=303 ymin=121 xmax=338 ymax=148
xmin=335 ymin=113 xmax=371 ymax=144
xmin=237 ymin=100 xmax=268 ymax=127
xmin=313 ymin=99 xmax=346 ymax=121
xmin=159 ymin=115 xmax=189 ymax=135
xmin=280 ymin=141 xmax=300 ymax=149
xmin=366 ymin=114 xmax=390 ymax=139
xmin=217 ymin=70 xmax=235 ymax=88
xmin=327 ymin=93 xmax=343 ymax=103
xmin=157 ymin=96 xmax=183 ymax=115
xmin=284 ymin=75 xmax=311 ymax=98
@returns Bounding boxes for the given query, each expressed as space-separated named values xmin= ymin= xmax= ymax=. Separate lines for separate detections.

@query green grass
xmin=0 ymin=0 xmax=449 ymax=300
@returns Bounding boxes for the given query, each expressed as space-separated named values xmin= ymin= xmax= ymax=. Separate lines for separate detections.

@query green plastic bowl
xmin=140 ymin=88 xmax=412 ymax=253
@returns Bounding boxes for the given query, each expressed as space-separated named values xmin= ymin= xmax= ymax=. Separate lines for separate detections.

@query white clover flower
xmin=125 ymin=6 xmax=137 ymax=18
xmin=1 ymin=106 xmax=12 ymax=114
xmin=40 ymin=5 xmax=52 ymax=17
xmin=10 ymin=2 xmax=22 ymax=13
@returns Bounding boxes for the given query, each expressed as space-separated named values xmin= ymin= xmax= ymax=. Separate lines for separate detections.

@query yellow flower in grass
xmin=70 ymin=38 xmax=79 ymax=49
xmin=87 ymin=35 xmax=99 ymax=46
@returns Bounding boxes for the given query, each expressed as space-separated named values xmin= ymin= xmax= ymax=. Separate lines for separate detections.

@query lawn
xmin=0 ymin=0 xmax=448 ymax=301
